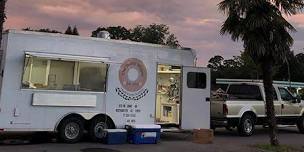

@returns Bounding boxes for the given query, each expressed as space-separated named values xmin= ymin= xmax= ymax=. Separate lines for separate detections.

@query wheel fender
xmin=54 ymin=112 xmax=95 ymax=132
xmin=238 ymin=106 xmax=257 ymax=118
xmin=54 ymin=112 xmax=115 ymax=131
xmin=77 ymin=112 xmax=100 ymax=120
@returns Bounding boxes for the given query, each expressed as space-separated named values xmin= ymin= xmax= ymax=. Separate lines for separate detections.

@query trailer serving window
xmin=22 ymin=53 xmax=108 ymax=92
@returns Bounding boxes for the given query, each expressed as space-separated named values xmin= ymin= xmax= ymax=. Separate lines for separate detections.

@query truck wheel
xmin=89 ymin=116 xmax=114 ymax=142
xmin=238 ymin=115 xmax=255 ymax=136
xmin=297 ymin=115 xmax=304 ymax=134
xmin=58 ymin=117 xmax=84 ymax=143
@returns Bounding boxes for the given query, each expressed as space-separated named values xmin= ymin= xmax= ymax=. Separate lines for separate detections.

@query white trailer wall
xmin=0 ymin=30 xmax=195 ymax=131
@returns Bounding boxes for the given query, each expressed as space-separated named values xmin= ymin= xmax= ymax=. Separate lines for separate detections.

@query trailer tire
xmin=237 ymin=114 xmax=255 ymax=136
xmin=58 ymin=117 xmax=84 ymax=143
xmin=89 ymin=116 xmax=114 ymax=142
xmin=297 ymin=115 xmax=304 ymax=134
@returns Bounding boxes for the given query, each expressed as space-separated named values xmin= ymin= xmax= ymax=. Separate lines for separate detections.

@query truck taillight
xmin=223 ymin=104 xmax=228 ymax=115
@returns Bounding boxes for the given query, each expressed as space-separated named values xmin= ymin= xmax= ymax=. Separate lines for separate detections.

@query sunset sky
xmin=5 ymin=0 xmax=304 ymax=65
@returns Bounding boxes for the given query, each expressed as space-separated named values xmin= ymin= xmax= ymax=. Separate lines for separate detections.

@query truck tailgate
xmin=211 ymin=99 xmax=226 ymax=118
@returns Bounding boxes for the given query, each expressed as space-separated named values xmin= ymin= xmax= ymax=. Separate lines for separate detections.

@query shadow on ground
xmin=213 ymin=126 xmax=300 ymax=137
xmin=0 ymin=126 xmax=302 ymax=146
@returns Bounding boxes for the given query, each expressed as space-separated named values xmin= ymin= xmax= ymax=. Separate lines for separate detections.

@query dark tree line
xmin=23 ymin=24 xmax=180 ymax=48
xmin=91 ymin=24 xmax=180 ymax=48
xmin=208 ymin=51 xmax=304 ymax=84
xmin=23 ymin=27 xmax=62 ymax=34
xmin=273 ymin=52 xmax=304 ymax=82
xmin=23 ymin=25 xmax=80 ymax=36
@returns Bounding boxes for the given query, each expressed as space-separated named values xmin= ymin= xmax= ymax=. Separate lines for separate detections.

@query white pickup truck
xmin=211 ymin=82 xmax=304 ymax=136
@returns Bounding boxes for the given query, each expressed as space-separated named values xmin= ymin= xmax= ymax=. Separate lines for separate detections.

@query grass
xmin=254 ymin=144 xmax=304 ymax=152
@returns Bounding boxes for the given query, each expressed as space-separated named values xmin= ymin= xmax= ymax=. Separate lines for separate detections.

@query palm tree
xmin=0 ymin=0 xmax=6 ymax=48
xmin=219 ymin=0 xmax=304 ymax=146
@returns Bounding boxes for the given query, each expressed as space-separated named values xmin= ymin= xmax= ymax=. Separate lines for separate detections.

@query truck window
xmin=187 ymin=72 xmax=206 ymax=89
xmin=22 ymin=55 xmax=108 ymax=92
xmin=227 ymin=84 xmax=263 ymax=100
xmin=279 ymin=88 xmax=294 ymax=101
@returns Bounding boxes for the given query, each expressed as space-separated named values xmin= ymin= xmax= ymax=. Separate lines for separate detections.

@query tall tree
xmin=208 ymin=55 xmax=225 ymax=85
xmin=130 ymin=24 xmax=180 ymax=48
xmin=0 ymin=0 xmax=6 ymax=49
xmin=65 ymin=25 xmax=73 ymax=35
xmin=72 ymin=26 xmax=79 ymax=36
xmin=222 ymin=57 xmax=242 ymax=78
xmin=129 ymin=25 xmax=144 ymax=42
xmin=207 ymin=55 xmax=224 ymax=72
xmin=219 ymin=0 xmax=304 ymax=146
xmin=92 ymin=24 xmax=180 ymax=48
xmin=238 ymin=52 xmax=261 ymax=79
xmin=165 ymin=34 xmax=180 ymax=48
xmin=130 ymin=24 xmax=169 ymax=45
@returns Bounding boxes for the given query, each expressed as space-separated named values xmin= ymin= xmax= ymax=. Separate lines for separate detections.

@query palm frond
xmin=219 ymin=0 xmax=298 ymax=62
xmin=220 ymin=11 xmax=245 ymax=41
xmin=271 ymin=0 xmax=304 ymax=15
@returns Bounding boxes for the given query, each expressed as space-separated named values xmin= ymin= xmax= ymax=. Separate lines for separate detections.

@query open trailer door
xmin=181 ymin=67 xmax=210 ymax=130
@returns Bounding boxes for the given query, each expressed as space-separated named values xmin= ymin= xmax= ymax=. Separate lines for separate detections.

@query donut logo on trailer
xmin=115 ymin=58 xmax=149 ymax=101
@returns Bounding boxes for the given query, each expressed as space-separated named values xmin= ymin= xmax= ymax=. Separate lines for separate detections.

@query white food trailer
xmin=0 ymin=30 xmax=210 ymax=143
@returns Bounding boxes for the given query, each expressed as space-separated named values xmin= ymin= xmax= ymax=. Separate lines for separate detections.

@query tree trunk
xmin=0 ymin=0 xmax=6 ymax=48
xmin=262 ymin=58 xmax=279 ymax=146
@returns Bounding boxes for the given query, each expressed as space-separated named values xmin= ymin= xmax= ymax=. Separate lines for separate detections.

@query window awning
xmin=25 ymin=52 xmax=110 ymax=63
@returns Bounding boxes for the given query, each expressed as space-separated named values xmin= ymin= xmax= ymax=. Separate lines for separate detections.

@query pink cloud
xmin=184 ymin=18 xmax=221 ymax=26
xmin=35 ymin=1 xmax=162 ymax=33
xmin=4 ymin=0 xmax=304 ymax=66
xmin=288 ymin=14 xmax=304 ymax=28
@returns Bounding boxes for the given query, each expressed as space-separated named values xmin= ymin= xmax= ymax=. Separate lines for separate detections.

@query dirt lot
xmin=0 ymin=126 xmax=303 ymax=152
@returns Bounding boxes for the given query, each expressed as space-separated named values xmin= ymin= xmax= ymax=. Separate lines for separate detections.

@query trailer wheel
xmin=89 ymin=116 xmax=114 ymax=142
xmin=58 ymin=117 xmax=84 ymax=143
xmin=237 ymin=114 xmax=255 ymax=136
xmin=297 ymin=115 xmax=304 ymax=134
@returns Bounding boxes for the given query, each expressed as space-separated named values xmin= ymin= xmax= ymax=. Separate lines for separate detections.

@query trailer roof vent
xmin=97 ymin=31 xmax=111 ymax=39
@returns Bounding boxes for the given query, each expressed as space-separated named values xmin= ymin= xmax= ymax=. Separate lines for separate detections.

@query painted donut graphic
xmin=119 ymin=58 xmax=147 ymax=92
